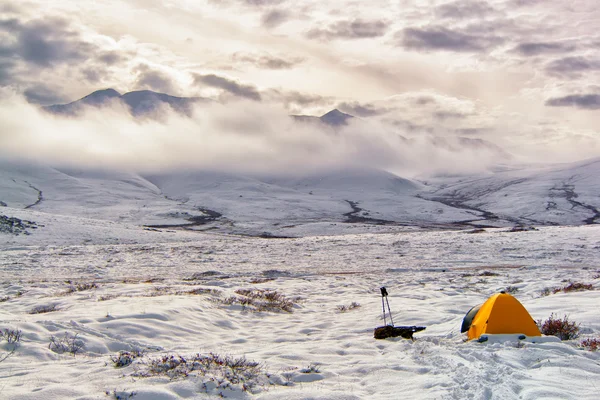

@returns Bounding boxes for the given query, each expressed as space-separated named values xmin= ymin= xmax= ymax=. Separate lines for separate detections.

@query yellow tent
xmin=462 ymin=292 xmax=541 ymax=340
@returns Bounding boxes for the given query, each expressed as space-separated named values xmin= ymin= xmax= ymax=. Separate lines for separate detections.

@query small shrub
xmin=539 ymin=287 xmax=552 ymax=297
xmin=176 ymin=287 xmax=221 ymax=296
xmin=147 ymin=286 xmax=171 ymax=297
xmin=508 ymin=226 xmax=537 ymax=232
xmin=2 ymin=328 xmax=22 ymax=344
xmin=98 ymin=294 xmax=120 ymax=301
xmin=537 ymin=314 xmax=580 ymax=340
xmin=58 ymin=286 xmax=77 ymax=296
xmin=183 ymin=271 xmax=225 ymax=281
xmin=0 ymin=349 xmax=15 ymax=363
xmin=580 ymin=338 xmax=600 ymax=351
xmin=76 ymin=282 xmax=99 ymax=291
xmin=135 ymin=352 xmax=266 ymax=392
xmin=336 ymin=302 xmax=361 ymax=312
xmin=467 ymin=228 xmax=486 ymax=234
xmin=554 ymin=282 xmax=593 ymax=293
xmin=280 ymin=366 xmax=298 ymax=385
xmin=505 ymin=286 xmax=519 ymax=294
xmin=110 ymin=350 xmax=144 ymax=368
xmin=57 ymin=282 xmax=99 ymax=296
xmin=0 ymin=328 xmax=21 ymax=363
xmin=143 ymin=278 xmax=164 ymax=283
xmin=300 ymin=363 xmax=320 ymax=373
xmin=0 ymin=296 xmax=9 ymax=302
xmin=106 ymin=389 xmax=136 ymax=399
xmin=479 ymin=271 xmax=500 ymax=277
xmin=49 ymin=332 xmax=85 ymax=356
xmin=29 ymin=304 xmax=59 ymax=314
xmin=249 ymin=277 xmax=275 ymax=284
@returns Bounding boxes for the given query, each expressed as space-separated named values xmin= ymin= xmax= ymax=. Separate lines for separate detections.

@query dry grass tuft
xmin=221 ymin=289 xmax=295 ymax=313
xmin=49 ymin=332 xmax=85 ymax=356
xmin=580 ymin=338 xmax=600 ymax=351
xmin=134 ymin=352 xmax=268 ymax=393
xmin=29 ymin=303 xmax=59 ymax=314
xmin=110 ymin=349 xmax=144 ymax=368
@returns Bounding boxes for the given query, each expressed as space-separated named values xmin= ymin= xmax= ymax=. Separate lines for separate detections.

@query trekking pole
xmin=385 ymin=293 xmax=394 ymax=327
xmin=380 ymin=287 xmax=387 ymax=326
xmin=380 ymin=287 xmax=394 ymax=326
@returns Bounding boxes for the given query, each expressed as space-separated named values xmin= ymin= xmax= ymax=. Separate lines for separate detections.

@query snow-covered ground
xmin=1 ymin=206 xmax=599 ymax=399
xmin=3 ymin=157 xmax=600 ymax=236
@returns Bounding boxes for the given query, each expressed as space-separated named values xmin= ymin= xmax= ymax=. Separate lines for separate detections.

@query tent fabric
xmin=465 ymin=292 xmax=541 ymax=340
xmin=460 ymin=304 xmax=482 ymax=333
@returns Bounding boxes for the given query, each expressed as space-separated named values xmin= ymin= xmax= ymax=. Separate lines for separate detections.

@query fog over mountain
xmin=2 ymin=89 xmax=514 ymax=174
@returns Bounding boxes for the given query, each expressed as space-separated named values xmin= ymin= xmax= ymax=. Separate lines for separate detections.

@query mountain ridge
xmin=44 ymin=88 xmax=206 ymax=117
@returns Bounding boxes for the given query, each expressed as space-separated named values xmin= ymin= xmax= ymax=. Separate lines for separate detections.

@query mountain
xmin=319 ymin=109 xmax=354 ymax=126
xmin=44 ymin=89 xmax=206 ymax=117
xmin=44 ymin=89 xmax=122 ymax=115
xmin=419 ymin=157 xmax=600 ymax=226
xmin=120 ymin=90 xmax=202 ymax=116
xmin=292 ymin=109 xmax=355 ymax=126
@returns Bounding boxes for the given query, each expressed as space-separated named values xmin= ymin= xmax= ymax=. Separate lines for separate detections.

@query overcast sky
xmin=1 ymin=0 xmax=599 ymax=166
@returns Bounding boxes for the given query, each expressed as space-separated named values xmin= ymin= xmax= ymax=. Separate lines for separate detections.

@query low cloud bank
xmin=0 ymin=90 xmax=596 ymax=178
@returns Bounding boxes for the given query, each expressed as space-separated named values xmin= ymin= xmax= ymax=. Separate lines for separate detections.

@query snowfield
xmin=1 ymin=205 xmax=599 ymax=399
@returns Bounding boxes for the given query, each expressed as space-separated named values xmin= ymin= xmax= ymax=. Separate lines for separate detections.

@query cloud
xmin=0 ymin=60 xmax=15 ymax=84
xmin=0 ymin=3 xmax=20 ymax=13
xmin=545 ymin=94 xmax=600 ymax=110
xmin=545 ymin=56 xmax=600 ymax=78
xmin=98 ymin=51 xmax=125 ymax=65
xmin=455 ymin=128 xmax=492 ymax=136
xmin=0 ymin=12 xmax=130 ymax=96
xmin=435 ymin=1 xmax=496 ymax=19
xmin=0 ymin=17 xmax=93 ymax=67
xmin=514 ymin=42 xmax=576 ymax=56
xmin=261 ymin=9 xmax=290 ymax=28
xmin=400 ymin=26 xmax=503 ymax=52
xmin=81 ymin=68 xmax=107 ymax=84
xmin=264 ymin=89 xmax=334 ymax=113
xmin=365 ymin=91 xmax=491 ymax=137
xmin=337 ymin=101 xmax=389 ymax=117
xmin=307 ymin=19 xmax=389 ymax=41
xmin=240 ymin=0 xmax=284 ymax=6
xmin=399 ymin=26 xmax=503 ymax=52
xmin=211 ymin=0 xmax=285 ymax=8
xmin=23 ymin=85 xmax=69 ymax=105
xmin=134 ymin=65 xmax=177 ymax=94
xmin=232 ymin=52 xmax=304 ymax=69
xmin=510 ymin=0 xmax=546 ymax=7
xmin=194 ymin=73 xmax=262 ymax=100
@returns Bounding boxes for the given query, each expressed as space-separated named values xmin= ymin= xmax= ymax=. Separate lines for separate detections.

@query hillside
xmin=1 ymin=157 xmax=600 ymax=241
